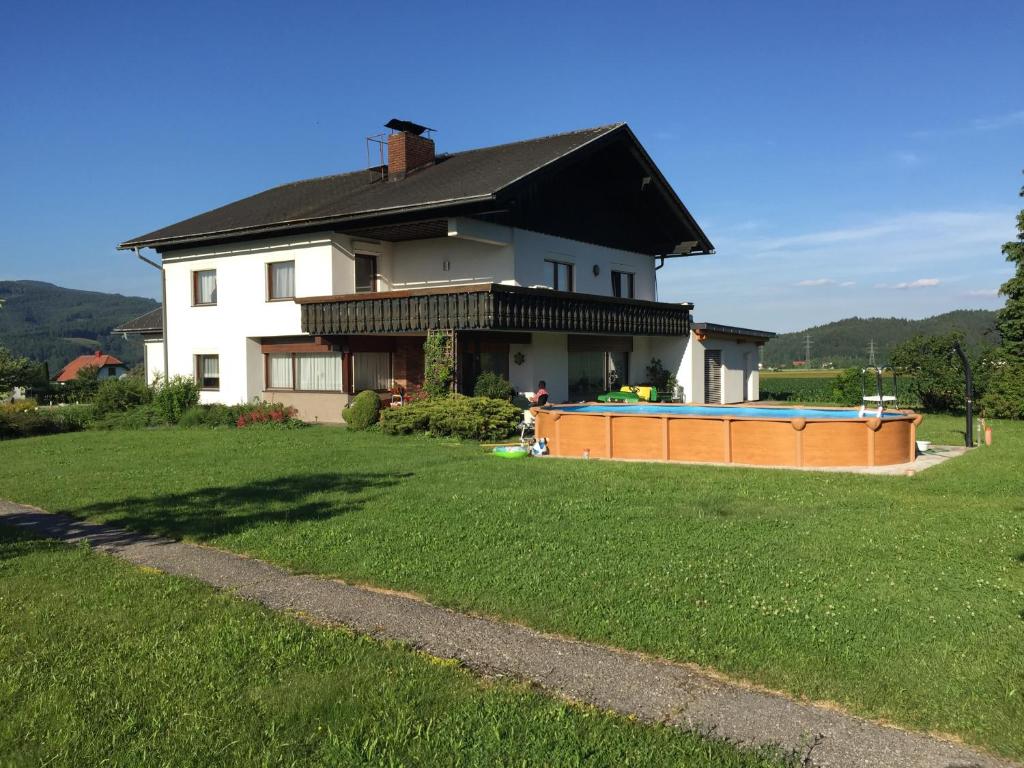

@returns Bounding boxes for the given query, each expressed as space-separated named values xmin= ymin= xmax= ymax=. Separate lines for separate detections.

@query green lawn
xmin=0 ymin=529 xmax=788 ymax=767
xmin=1 ymin=414 xmax=1022 ymax=759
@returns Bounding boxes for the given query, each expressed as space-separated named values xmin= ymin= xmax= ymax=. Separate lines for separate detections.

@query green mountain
xmin=761 ymin=309 xmax=1000 ymax=368
xmin=0 ymin=281 xmax=158 ymax=374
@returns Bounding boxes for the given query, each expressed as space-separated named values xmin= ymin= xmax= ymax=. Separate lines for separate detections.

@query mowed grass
xmin=1 ymin=415 xmax=1022 ymax=758
xmin=0 ymin=529 xmax=789 ymax=768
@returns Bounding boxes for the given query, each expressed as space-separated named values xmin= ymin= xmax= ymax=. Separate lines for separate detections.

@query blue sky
xmin=0 ymin=0 xmax=1020 ymax=332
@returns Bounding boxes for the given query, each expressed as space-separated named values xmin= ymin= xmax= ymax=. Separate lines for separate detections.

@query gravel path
xmin=0 ymin=500 xmax=1016 ymax=768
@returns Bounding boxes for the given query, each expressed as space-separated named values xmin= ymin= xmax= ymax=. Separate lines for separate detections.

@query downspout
xmin=134 ymin=248 xmax=168 ymax=384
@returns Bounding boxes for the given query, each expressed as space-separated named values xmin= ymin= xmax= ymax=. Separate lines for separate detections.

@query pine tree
xmin=996 ymin=176 xmax=1024 ymax=360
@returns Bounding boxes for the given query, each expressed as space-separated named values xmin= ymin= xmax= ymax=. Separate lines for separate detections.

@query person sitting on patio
xmin=529 ymin=380 xmax=549 ymax=406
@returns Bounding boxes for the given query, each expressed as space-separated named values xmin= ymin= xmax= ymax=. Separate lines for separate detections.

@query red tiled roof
xmin=54 ymin=351 xmax=125 ymax=382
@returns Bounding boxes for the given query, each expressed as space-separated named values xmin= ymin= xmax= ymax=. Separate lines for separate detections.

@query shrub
xmin=91 ymin=404 xmax=164 ymax=431
xmin=342 ymin=390 xmax=382 ymax=430
xmin=891 ymin=333 xmax=971 ymax=412
xmin=830 ymin=368 xmax=864 ymax=406
xmin=980 ymin=361 xmax=1024 ymax=419
xmin=235 ymin=403 xmax=299 ymax=428
xmin=0 ymin=398 xmax=38 ymax=414
xmin=423 ymin=332 xmax=454 ymax=397
xmin=379 ymin=395 xmax=521 ymax=440
xmin=152 ymin=376 xmax=199 ymax=424
xmin=0 ymin=405 xmax=93 ymax=440
xmin=473 ymin=371 xmax=515 ymax=401
xmin=92 ymin=377 xmax=152 ymax=416
xmin=644 ymin=358 xmax=677 ymax=398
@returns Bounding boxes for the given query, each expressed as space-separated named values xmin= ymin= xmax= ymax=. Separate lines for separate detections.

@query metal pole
xmin=953 ymin=342 xmax=973 ymax=448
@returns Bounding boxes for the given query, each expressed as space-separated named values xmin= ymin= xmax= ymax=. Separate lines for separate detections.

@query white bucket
xmin=916 ymin=440 xmax=931 ymax=454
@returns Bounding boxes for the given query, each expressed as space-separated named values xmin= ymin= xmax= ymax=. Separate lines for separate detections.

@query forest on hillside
xmin=0 ymin=281 xmax=158 ymax=374
xmin=760 ymin=309 xmax=1000 ymax=368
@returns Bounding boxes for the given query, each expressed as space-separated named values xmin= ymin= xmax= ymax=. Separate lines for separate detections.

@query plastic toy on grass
xmin=492 ymin=445 xmax=529 ymax=459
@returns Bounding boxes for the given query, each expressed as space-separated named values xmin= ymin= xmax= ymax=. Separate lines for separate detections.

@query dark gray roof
xmin=120 ymin=125 xmax=627 ymax=250
xmin=113 ymin=307 xmax=163 ymax=334
xmin=693 ymin=322 xmax=775 ymax=339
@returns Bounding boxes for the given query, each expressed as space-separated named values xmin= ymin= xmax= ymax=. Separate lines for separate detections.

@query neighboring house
xmin=117 ymin=120 xmax=772 ymax=422
xmin=113 ymin=307 xmax=165 ymax=384
xmin=54 ymin=350 xmax=128 ymax=383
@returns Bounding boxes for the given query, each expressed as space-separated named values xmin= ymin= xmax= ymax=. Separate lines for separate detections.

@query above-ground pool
xmin=532 ymin=403 xmax=923 ymax=468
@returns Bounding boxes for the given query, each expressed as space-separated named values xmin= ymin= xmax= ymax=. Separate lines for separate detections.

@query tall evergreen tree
xmin=996 ymin=176 xmax=1024 ymax=360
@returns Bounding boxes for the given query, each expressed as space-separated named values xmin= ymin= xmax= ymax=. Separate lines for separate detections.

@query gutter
xmin=133 ymin=248 xmax=169 ymax=383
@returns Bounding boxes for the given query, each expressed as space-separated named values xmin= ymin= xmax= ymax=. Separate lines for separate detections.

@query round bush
xmin=342 ymin=390 xmax=382 ymax=430
xmin=473 ymin=371 xmax=515 ymax=401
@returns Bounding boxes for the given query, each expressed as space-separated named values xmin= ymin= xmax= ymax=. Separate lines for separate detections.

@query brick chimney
xmin=386 ymin=120 xmax=435 ymax=179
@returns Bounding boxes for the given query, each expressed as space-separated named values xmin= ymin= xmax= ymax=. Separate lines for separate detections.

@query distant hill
xmin=0 ymin=281 xmax=158 ymax=374
xmin=761 ymin=309 xmax=1000 ymax=368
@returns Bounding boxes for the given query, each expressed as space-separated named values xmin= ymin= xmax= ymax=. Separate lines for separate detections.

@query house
xmin=54 ymin=350 xmax=129 ymax=383
xmin=113 ymin=307 xmax=164 ymax=384
xmin=117 ymin=120 xmax=773 ymax=422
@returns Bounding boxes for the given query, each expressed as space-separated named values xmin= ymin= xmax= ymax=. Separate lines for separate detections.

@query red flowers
xmin=235 ymin=404 xmax=297 ymax=428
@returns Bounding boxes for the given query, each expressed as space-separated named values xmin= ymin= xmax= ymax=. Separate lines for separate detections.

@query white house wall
xmin=390 ymin=236 xmax=515 ymax=289
xmin=508 ymin=333 xmax=569 ymax=402
xmin=511 ymin=228 xmax=657 ymax=299
xmin=162 ymin=234 xmax=333 ymax=404
xmin=143 ymin=339 xmax=164 ymax=385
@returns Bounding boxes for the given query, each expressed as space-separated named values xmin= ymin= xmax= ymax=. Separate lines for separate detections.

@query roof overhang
xmin=298 ymin=284 xmax=693 ymax=337
xmin=693 ymin=322 xmax=775 ymax=345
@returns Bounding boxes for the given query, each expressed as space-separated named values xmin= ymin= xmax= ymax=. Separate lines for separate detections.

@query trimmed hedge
xmin=342 ymin=390 xmax=382 ymax=430
xmin=92 ymin=377 xmax=152 ymax=416
xmin=379 ymin=395 xmax=521 ymax=440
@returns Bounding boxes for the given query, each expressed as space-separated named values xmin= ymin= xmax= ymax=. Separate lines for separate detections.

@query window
xmin=611 ymin=271 xmax=635 ymax=298
xmin=193 ymin=270 xmax=217 ymax=305
xmin=196 ymin=354 xmax=220 ymax=390
xmin=353 ymin=352 xmax=392 ymax=391
xmin=265 ymin=351 xmax=343 ymax=392
xmin=355 ymin=254 xmax=377 ymax=293
xmin=297 ymin=353 xmax=343 ymax=391
xmin=266 ymin=353 xmax=294 ymax=389
xmin=267 ymin=261 xmax=295 ymax=300
xmin=544 ymin=260 xmax=573 ymax=291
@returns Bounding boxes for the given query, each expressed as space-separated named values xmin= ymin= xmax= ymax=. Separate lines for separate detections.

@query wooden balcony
xmin=297 ymin=283 xmax=692 ymax=337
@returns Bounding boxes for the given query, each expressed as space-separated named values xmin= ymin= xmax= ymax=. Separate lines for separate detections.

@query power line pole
xmin=868 ymin=339 xmax=877 ymax=367
xmin=804 ymin=334 xmax=813 ymax=368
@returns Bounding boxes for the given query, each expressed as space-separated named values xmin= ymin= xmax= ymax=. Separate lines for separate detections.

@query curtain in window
xmin=267 ymin=353 xmax=293 ymax=388
xmin=353 ymin=352 xmax=391 ymax=391
xmin=196 ymin=270 xmax=217 ymax=304
xmin=269 ymin=261 xmax=294 ymax=299
xmin=296 ymin=352 xmax=342 ymax=391
xmin=201 ymin=355 xmax=219 ymax=379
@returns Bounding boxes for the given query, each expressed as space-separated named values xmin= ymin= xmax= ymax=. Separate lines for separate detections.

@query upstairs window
xmin=193 ymin=269 xmax=217 ymax=305
xmin=544 ymin=259 xmax=573 ymax=291
xmin=611 ymin=270 xmax=635 ymax=298
xmin=195 ymin=354 xmax=220 ymax=390
xmin=267 ymin=260 xmax=295 ymax=300
xmin=355 ymin=254 xmax=377 ymax=293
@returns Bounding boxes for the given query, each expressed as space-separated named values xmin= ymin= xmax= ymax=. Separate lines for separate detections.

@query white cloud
xmin=965 ymin=288 xmax=999 ymax=297
xmin=891 ymin=150 xmax=922 ymax=167
xmin=972 ymin=110 xmax=1024 ymax=132
xmin=894 ymin=278 xmax=940 ymax=289
xmin=658 ymin=207 xmax=1015 ymax=330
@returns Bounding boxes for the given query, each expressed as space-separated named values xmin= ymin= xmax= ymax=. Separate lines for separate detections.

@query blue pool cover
xmin=547 ymin=405 xmax=906 ymax=420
